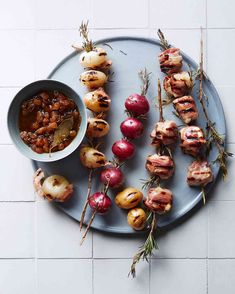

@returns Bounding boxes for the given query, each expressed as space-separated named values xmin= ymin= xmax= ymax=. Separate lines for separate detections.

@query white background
xmin=0 ymin=0 xmax=235 ymax=293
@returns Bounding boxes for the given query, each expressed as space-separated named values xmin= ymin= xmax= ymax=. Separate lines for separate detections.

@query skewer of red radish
xmin=80 ymin=69 xmax=151 ymax=244
xmin=129 ymin=80 xmax=176 ymax=278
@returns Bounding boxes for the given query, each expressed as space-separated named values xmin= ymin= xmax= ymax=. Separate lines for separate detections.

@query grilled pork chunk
xmin=159 ymin=47 xmax=183 ymax=75
xmin=144 ymin=187 xmax=173 ymax=214
xmin=180 ymin=126 xmax=206 ymax=157
xmin=187 ymin=160 xmax=213 ymax=186
xmin=151 ymin=120 xmax=178 ymax=147
xmin=146 ymin=154 xmax=174 ymax=180
xmin=173 ymin=96 xmax=198 ymax=124
xmin=163 ymin=71 xmax=193 ymax=98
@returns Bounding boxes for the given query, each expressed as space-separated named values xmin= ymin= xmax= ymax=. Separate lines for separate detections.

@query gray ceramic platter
xmin=33 ymin=37 xmax=225 ymax=234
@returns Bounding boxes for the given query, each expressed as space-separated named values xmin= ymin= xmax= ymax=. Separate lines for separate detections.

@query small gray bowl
xmin=7 ymin=80 xmax=87 ymax=162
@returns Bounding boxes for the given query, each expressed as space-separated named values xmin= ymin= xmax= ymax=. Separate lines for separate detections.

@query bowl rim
xmin=7 ymin=79 xmax=87 ymax=162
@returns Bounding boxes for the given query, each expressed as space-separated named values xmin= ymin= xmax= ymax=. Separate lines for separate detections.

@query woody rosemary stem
xmin=157 ymin=29 xmax=169 ymax=50
xmin=157 ymin=79 xmax=164 ymax=122
xmin=129 ymin=212 xmax=157 ymax=278
xmin=80 ymin=209 xmax=96 ymax=245
xmin=80 ymin=169 xmax=93 ymax=231
xmin=197 ymin=29 xmax=232 ymax=179
xmin=139 ymin=68 xmax=151 ymax=97
xmin=199 ymin=36 xmax=210 ymax=123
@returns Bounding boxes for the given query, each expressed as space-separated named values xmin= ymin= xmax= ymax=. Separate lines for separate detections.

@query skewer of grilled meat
xmin=187 ymin=160 xmax=213 ymax=186
xmin=173 ymin=96 xmax=198 ymax=124
xmin=158 ymin=47 xmax=183 ymax=75
xmin=163 ymin=71 xmax=193 ymax=98
xmin=151 ymin=80 xmax=178 ymax=147
xmin=146 ymin=154 xmax=174 ymax=180
xmin=180 ymin=126 xmax=206 ymax=157
xmin=151 ymin=120 xmax=178 ymax=147
xmin=144 ymin=186 xmax=173 ymax=214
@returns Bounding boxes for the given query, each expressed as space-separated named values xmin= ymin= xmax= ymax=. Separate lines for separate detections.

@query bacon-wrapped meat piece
xmin=173 ymin=96 xmax=198 ymax=124
xmin=163 ymin=71 xmax=193 ymax=98
xmin=180 ymin=126 xmax=206 ymax=157
xmin=150 ymin=120 xmax=178 ymax=147
xmin=159 ymin=48 xmax=183 ymax=74
xmin=187 ymin=160 xmax=213 ymax=186
xmin=146 ymin=154 xmax=174 ymax=180
xmin=144 ymin=187 xmax=173 ymax=214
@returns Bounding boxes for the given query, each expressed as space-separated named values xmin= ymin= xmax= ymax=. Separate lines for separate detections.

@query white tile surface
xmin=0 ymin=88 xmax=20 ymax=144
xmin=208 ymin=259 xmax=235 ymax=294
xmin=208 ymin=201 xmax=235 ymax=258
xmin=37 ymin=259 xmax=92 ymax=294
xmin=0 ymin=259 xmax=36 ymax=294
xmin=35 ymin=0 xmax=91 ymax=29
xmin=149 ymin=0 xmax=206 ymax=29
xmin=93 ymin=259 xmax=149 ymax=294
xmin=0 ymin=203 xmax=35 ymax=258
xmin=207 ymin=29 xmax=235 ymax=86
xmin=0 ymin=30 xmax=35 ymax=86
xmin=37 ymin=201 xmax=92 ymax=258
xmin=155 ymin=206 xmax=208 ymax=258
xmin=0 ymin=145 xmax=35 ymax=201
xmin=150 ymin=259 xmax=207 ymax=294
xmin=207 ymin=0 xmax=235 ymax=28
xmin=92 ymin=0 xmax=148 ymax=28
xmin=0 ymin=0 xmax=34 ymax=29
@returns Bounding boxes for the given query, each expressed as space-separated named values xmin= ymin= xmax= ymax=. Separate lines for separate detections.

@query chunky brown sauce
xmin=19 ymin=90 xmax=81 ymax=154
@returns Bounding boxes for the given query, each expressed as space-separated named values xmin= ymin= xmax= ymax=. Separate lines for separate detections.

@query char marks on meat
xmin=187 ymin=160 xmax=213 ymax=186
xmin=158 ymin=48 xmax=183 ymax=75
xmin=146 ymin=154 xmax=174 ymax=180
xmin=151 ymin=120 xmax=178 ymax=147
xmin=180 ymin=126 xmax=206 ymax=157
xmin=173 ymin=96 xmax=198 ymax=124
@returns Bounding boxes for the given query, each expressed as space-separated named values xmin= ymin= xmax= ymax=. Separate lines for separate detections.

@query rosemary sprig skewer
xmin=129 ymin=212 xmax=158 ymax=278
xmin=79 ymin=20 xmax=94 ymax=52
xmin=79 ymin=169 xmax=93 ymax=230
xmin=157 ymin=29 xmax=170 ymax=51
xmin=196 ymin=31 xmax=233 ymax=180
xmin=157 ymin=78 xmax=164 ymax=122
xmin=139 ymin=68 xmax=151 ymax=97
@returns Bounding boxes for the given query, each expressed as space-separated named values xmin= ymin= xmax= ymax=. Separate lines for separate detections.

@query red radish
xmin=112 ymin=139 xmax=135 ymax=160
xmin=125 ymin=94 xmax=150 ymax=116
xmin=100 ymin=167 xmax=124 ymax=188
xmin=120 ymin=118 xmax=144 ymax=139
xmin=81 ymin=192 xmax=111 ymax=245
xmin=88 ymin=192 xmax=112 ymax=214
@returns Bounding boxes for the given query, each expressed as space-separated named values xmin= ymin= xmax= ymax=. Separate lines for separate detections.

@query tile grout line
xmin=148 ymin=0 xmax=151 ymax=291
xmin=35 ymin=199 xmax=39 ymax=293
xmin=2 ymin=27 xmax=235 ymax=31
xmin=0 ymin=257 xmax=234 ymax=260
xmin=205 ymin=1 xmax=209 ymax=292
xmin=206 ymin=205 xmax=209 ymax=294
xmin=91 ymin=0 xmax=95 ymax=290
xmin=92 ymin=258 xmax=94 ymax=294
xmin=92 ymin=230 xmax=94 ymax=294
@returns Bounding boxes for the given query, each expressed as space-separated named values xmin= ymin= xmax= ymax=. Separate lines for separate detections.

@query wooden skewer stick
xmin=79 ymin=169 xmax=93 ymax=231
xmin=157 ymin=79 xmax=164 ymax=122
xmin=80 ymin=210 xmax=97 ymax=245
